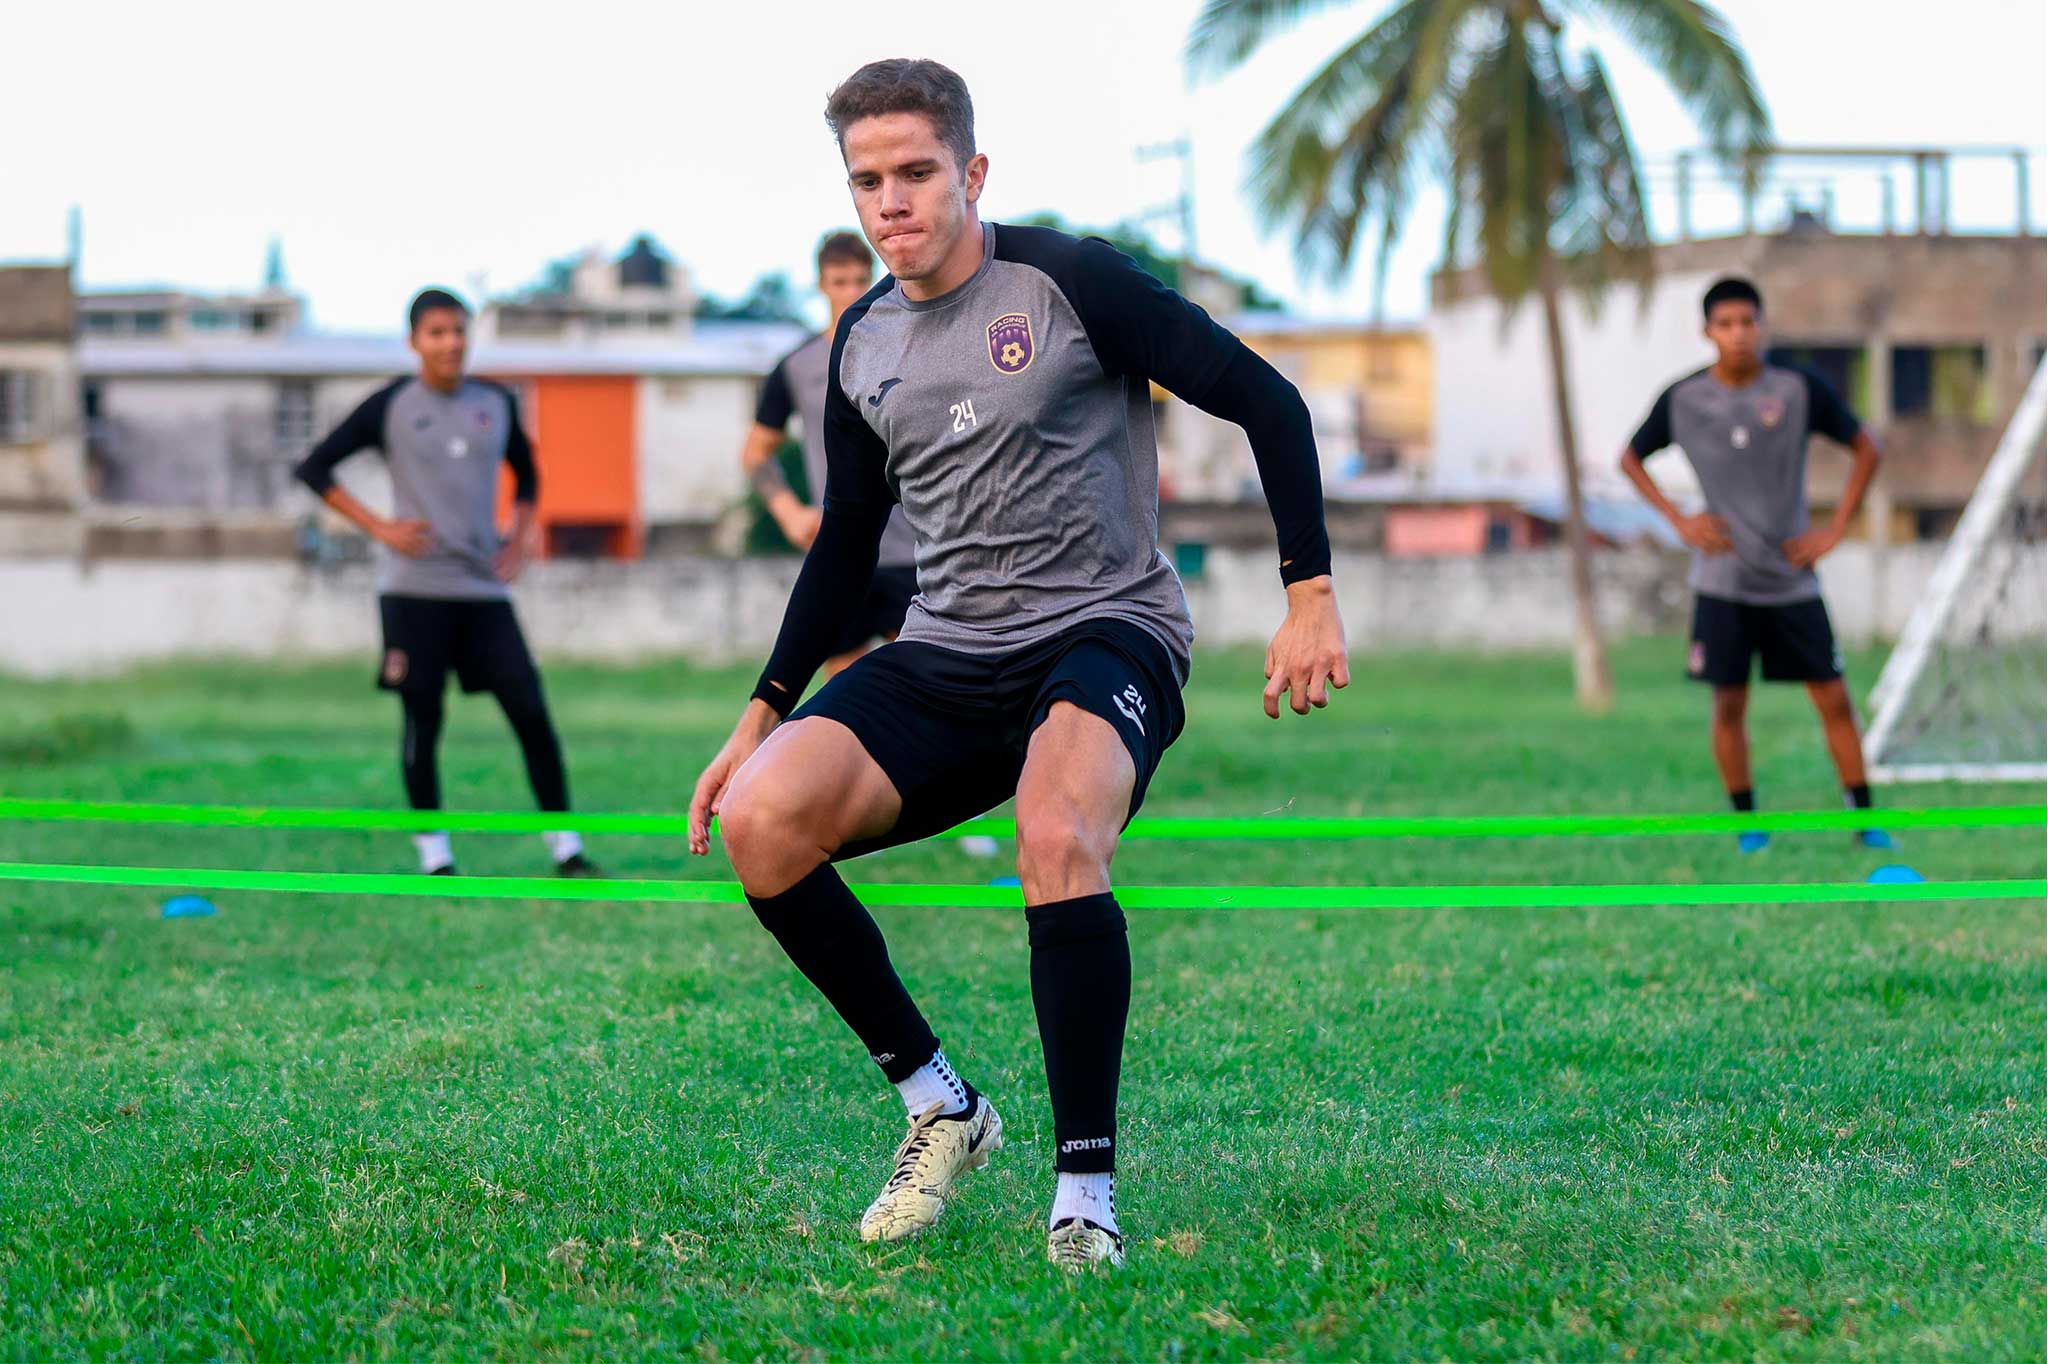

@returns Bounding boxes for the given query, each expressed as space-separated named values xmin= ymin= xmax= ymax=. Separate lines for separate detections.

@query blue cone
xmin=1867 ymin=864 xmax=1925 ymax=885
xmin=161 ymin=895 xmax=218 ymax=918
xmin=988 ymin=875 xmax=1022 ymax=888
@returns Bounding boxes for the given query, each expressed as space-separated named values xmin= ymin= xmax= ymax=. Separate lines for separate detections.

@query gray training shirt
xmin=755 ymin=333 xmax=916 ymax=568
xmin=752 ymin=222 xmax=1335 ymax=714
xmin=295 ymin=376 xmax=536 ymax=601
xmin=1630 ymin=363 xmax=1863 ymax=605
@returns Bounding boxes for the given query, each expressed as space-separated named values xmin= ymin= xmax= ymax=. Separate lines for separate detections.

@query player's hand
xmin=378 ymin=518 xmax=434 ymax=558
xmin=1675 ymin=513 xmax=1733 ymax=554
xmin=688 ymin=701 xmax=780 ymax=856
xmin=777 ymin=504 xmax=823 ymax=551
xmin=494 ymin=533 xmax=530 ymax=582
xmin=1263 ymin=575 xmax=1350 ymax=719
xmin=1783 ymin=525 xmax=1842 ymax=568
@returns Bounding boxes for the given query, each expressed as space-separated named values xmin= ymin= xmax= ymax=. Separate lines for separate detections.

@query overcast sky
xmin=4 ymin=0 xmax=2041 ymax=333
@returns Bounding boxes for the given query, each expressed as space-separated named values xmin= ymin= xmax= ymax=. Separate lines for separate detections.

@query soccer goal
xmin=1863 ymin=360 xmax=2047 ymax=784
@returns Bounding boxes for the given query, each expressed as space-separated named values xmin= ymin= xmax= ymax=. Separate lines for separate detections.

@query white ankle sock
xmin=895 ymin=1050 xmax=970 ymax=1118
xmin=544 ymin=830 xmax=583 ymax=863
xmin=1051 ymin=1172 xmax=1117 ymax=1233
xmin=413 ymin=831 xmax=454 ymax=873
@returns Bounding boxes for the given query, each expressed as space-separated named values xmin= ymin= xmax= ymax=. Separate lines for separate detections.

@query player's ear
xmin=963 ymin=152 xmax=989 ymax=205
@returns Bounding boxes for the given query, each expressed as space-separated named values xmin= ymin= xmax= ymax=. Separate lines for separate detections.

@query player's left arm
xmin=1065 ymin=237 xmax=1346 ymax=717
xmin=1785 ymin=369 xmax=1882 ymax=568
xmin=495 ymin=385 xmax=541 ymax=582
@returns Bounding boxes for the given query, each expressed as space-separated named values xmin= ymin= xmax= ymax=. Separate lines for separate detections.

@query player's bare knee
xmin=721 ymin=771 xmax=829 ymax=893
xmin=1712 ymin=688 xmax=1748 ymax=727
xmin=1015 ymin=806 xmax=1115 ymax=897
xmin=1810 ymin=682 xmax=1854 ymax=723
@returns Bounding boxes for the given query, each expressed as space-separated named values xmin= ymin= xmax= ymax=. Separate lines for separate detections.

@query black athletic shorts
xmin=377 ymin=594 xmax=541 ymax=697
xmin=1687 ymin=593 xmax=1843 ymax=686
xmin=790 ymin=616 xmax=1187 ymax=861
xmin=827 ymin=564 xmax=919 ymax=657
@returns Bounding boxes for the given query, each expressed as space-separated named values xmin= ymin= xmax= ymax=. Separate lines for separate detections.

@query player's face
xmin=1704 ymin=300 xmax=1763 ymax=368
xmin=410 ymin=308 xmax=469 ymax=385
xmin=818 ymin=261 xmax=873 ymax=315
xmin=842 ymin=112 xmax=987 ymax=284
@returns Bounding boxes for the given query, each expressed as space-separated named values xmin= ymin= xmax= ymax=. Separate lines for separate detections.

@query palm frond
xmin=1186 ymin=0 xmax=1368 ymax=78
xmin=1557 ymin=0 xmax=1771 ymax=157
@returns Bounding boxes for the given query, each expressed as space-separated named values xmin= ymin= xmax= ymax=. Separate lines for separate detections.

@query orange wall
xmin=1387 ymin=505 xmax=1490 ymax=557
xmin=494 ymin=375 xmax=640 ymax=557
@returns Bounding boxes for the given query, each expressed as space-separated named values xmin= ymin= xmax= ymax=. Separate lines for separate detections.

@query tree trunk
xmin=1537 ymin=267 xmax=1615 ymax=712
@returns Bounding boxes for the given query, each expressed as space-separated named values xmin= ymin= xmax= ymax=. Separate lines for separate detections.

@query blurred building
xmin=77 ymin=238 xmax=802 ymax=559
xmin=0 ymin=264 xmax=86 ymax=554
xmin=477 ymin=235 xmax=695 ymax=345
xmin=1428 ymin=145 xmax=2045 ymax=551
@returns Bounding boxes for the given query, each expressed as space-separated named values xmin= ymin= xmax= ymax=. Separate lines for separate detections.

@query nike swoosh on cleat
xmin=868 ymin=378 xmax=904 ymax=408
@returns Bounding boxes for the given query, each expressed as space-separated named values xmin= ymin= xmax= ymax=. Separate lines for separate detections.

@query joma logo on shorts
xmin=1112 ymin=683 xmax=1147 ymax=735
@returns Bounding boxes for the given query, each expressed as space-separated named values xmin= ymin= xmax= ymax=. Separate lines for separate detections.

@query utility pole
xmin=1135 ymin=136 xmax=1196 ymax=272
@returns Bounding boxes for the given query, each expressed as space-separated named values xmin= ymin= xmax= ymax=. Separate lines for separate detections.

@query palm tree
xmin=1189 ymin=0 xmax=1770 ymax=709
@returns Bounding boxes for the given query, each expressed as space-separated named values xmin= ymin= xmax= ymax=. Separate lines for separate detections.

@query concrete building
xmin=0 ymin=265 xmax=86 ymax=554
xmin=81 ymin=324 xmax=802 ymax=558
xmin=1428 ymin=147 xmax=2045 ymax=548
xmin=477 ymin=235 xmax=695 ymax=346
xmin=1155 ymin=317 xmax=1433 ymax=502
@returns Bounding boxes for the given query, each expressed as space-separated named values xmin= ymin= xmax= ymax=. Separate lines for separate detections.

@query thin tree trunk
xmin=1537 ymin=265 xmax=1615 ymax=712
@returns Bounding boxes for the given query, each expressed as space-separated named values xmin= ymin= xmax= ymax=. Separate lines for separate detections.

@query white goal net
xmin=1864 ymin=362 xmax=2046 ymax=783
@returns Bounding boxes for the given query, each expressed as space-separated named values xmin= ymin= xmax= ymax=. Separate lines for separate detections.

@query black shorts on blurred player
xmin=826 ymin=563 xmax=919 ymax=657
xmin=791 ymin=616 xmax=1186 ymax=860
xmin=1686 ymin=593 xmax=1843 ymax=686
xmin=377 ymin=594 xmax=541 ymax=698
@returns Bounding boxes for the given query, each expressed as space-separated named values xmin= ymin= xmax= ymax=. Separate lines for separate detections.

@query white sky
xmin=4 ymin=0 xmax=2042 ymax=333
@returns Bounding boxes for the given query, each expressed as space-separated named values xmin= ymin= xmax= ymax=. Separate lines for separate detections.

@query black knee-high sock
xmin=1027 ymin=893 xmax=1130 ymax=1174
xmin=400 ymin=692 xmax=444 ymax=810
xmin=747 ymin=864 xmax=940 ymax=1083
xmin=496 ymin=682 xmax=569 ymax=812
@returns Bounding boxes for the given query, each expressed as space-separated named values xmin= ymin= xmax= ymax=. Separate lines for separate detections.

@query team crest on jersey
xmin=1756 ymin=396 xmax=1785 ymax=429
xmin=988 ymin=313 xmax=1034 ymax=374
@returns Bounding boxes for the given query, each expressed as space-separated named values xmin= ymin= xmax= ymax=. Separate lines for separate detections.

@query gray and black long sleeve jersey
xmin=294 ymin=376 xmax=536 ymax=601
xmin=753 ymin=222 xmax=1331 ymax=715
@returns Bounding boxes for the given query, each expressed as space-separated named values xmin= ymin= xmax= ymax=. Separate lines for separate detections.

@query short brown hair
xmin=824 ymin=59 xmax=976 ymax=169
xmin=816 ymin=230 xmax=873 ymax=276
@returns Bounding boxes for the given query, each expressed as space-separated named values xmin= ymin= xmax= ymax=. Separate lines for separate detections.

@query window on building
xmin=82 ymin=381 xmax=101 ymax=422
xmin=83 ymin=311 xmax=122 ymax=336
xmin=0 ymin=371 xmax=43 ymax=443
xmin=1768 ymin=344 xmax=1866 ymax=411
xmin=274 ymin=380 xmax=315 ymax=455
xmin=248 ymin=310 xmax=274 ymax=333
xmin=191 ymin=309 xmax=233 ymax=331
xmin=131 ymin=311 xmax=167 ymax=336
xmin=1892 ymin=344 xmax=1990 ymax=421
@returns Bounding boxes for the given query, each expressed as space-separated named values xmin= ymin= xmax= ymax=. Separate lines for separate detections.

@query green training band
xmin=0 ymin=796 xmax=2039 ymax=840
xmin=0 ymin=860 xmax=2038 ymax=909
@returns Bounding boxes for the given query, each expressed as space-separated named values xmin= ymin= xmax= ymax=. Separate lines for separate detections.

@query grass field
xmin=1 ymin=637 xmax=2042 ymax=1361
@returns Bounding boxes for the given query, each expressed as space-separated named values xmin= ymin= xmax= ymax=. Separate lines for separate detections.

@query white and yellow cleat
xmin=1047 ymin=1217 xmax=1124 ymax=1272
xmin=857 ymin=1096 xmax=1003 ymax=1243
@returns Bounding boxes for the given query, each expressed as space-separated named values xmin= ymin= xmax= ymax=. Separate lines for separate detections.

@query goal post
xmin=1863 ymin=360 xmax=2047 ymax=784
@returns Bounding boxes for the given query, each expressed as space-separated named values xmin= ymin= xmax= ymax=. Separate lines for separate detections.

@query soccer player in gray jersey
xmin=1621 ymin=277 xmax=1890 ymax=852
xmin=687 ymin=59 xmax=1349 ymax=1272
xmin=295 ymin=289 xmax=599 ymax=878
xmin=742 ymin=230 xmax=919 ymax=674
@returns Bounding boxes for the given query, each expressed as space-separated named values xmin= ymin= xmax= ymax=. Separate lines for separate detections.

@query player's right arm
xmin=1619 ymin=386 xmax=1731 ymax=554
xmin=689 ymin=333 xmax=893 ymax=855
xmin=743 ymin=358 xmax=823 ymax=550
xmin=293 ymin=381 xmax=431 ymax=558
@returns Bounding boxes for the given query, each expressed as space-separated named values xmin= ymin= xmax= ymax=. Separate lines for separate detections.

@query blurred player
xmin=688 ymin=59 xmax=1347 ymax=1271
xmin=743 ymin=230 xmax=920 ymax=675
xmin=1621 ymin=276 xmax=1890 ymax=852
xmin=295 ymin=288 xmax=599 ymax=878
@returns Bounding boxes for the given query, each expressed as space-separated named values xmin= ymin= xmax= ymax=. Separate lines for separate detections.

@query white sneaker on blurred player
xmin=857 ymin=1095 xmax=1002 ymax=1243
xmin=1047 ymin=1217 xmax=1124 ymax=1271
